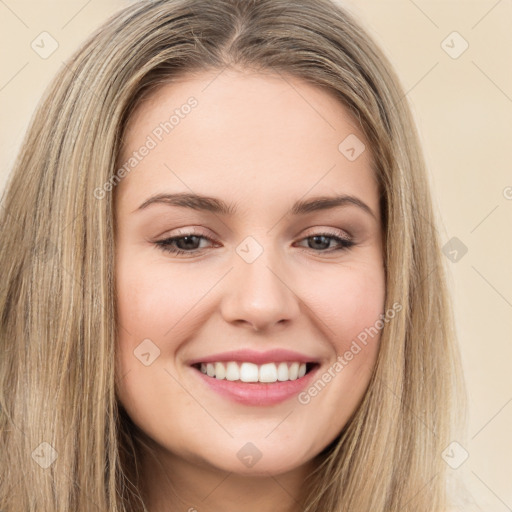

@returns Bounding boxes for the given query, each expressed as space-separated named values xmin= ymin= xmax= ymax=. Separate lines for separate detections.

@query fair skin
xmin=114 ymin=68 xmax=385 ymax=512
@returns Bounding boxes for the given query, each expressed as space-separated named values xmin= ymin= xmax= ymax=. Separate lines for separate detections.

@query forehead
xmin=116 ymin=69 xmax=379 ymax=218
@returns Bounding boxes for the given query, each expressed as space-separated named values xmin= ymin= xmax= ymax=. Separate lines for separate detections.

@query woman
xmin=0 ymin=0 xmax=467 ymax=510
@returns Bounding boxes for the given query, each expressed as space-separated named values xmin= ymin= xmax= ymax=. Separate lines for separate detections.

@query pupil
xmin=311 ymin=235 xmax=329 ymax=250
xmin=181 ymin=236 xmax=199 ymax=249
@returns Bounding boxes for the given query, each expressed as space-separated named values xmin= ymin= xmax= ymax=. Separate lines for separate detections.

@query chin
xmin=190 ymin=437 xmax=318 ymax=477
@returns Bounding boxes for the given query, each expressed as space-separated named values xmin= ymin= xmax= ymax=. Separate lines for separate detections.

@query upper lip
xmin=188 ymin=349 xmax=318 ymax=366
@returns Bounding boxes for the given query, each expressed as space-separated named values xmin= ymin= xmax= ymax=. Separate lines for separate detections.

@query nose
xmin=220 ymin=248 xmax=301 ymax=332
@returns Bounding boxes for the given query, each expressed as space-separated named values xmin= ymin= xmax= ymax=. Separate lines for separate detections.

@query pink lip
xmin=188 ymin=348 xmax=316 ymax=366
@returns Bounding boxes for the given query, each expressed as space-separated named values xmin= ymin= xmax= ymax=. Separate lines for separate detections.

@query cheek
xmin=292 ymin=268 xmax=385 ymax=432
xmin=302 ymin=261 xmax=385 ymax=349
xmin=114 ymin=254 xmax=196 ymax=431
xmin=299 ymin=261 xmax=385 ymax=398
xmin=115 ymin=252 xmax=209 ymax=348
xmin=114 ymin=252 xmax=229 ymax=413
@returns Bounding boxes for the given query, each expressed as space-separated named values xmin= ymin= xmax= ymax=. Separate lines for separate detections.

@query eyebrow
xmin=133 ymin=192 xmax=377 ymax=220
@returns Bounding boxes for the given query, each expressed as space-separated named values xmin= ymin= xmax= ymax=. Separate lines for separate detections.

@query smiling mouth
xmin=191 ymin=361 xmax=318 ymax=383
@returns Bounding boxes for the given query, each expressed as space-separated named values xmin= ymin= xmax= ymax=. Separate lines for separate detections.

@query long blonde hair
xmin=0 ymin=0 xmax=466 ymax=510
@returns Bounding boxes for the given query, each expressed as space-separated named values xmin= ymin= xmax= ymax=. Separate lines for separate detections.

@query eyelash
xmin=154 ymin=229 xmax=355 ymax=257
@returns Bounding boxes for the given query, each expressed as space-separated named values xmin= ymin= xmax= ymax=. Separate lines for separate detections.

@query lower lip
xmin=192 ymin=365 xmax=319 ymax=406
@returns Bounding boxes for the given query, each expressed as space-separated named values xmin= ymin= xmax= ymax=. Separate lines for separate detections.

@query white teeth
xmin=214 ymin=362 xmax=226 ymax=380
xmin=225 ymin=361 xmax=239 ymax=381
xmin=198 ymin=361 xmax=311 ymax=382
xmin=260 ymin=363 xmax=278 ymax=383
xmin=276 ymin=362 xmax=288 ymax=381
xmin=240 ymin=362 xmax=259 ymax=382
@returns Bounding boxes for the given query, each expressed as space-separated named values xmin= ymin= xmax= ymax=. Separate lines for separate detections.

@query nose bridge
xmin=221 ymin=234 xmax=300 ymax=330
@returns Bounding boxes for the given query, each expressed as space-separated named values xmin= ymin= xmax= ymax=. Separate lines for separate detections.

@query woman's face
xmin=114 ymin=68 xmax=385 ymax=477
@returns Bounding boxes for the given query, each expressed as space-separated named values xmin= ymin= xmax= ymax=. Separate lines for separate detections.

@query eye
xmin=154 ymin=231 xmax=218 ymax=256
xmin=154 ymin=230 xmax=355 ymax=256
xmin=294 ymin=231 xmax=355 ymax=253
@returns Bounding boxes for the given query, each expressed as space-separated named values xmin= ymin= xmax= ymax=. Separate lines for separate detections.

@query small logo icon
xmin=31 ymin=32 xmax=59 ymax=59
xmin=442 ymin=237 xmax=468 ymax=263
xmin=237 ymin=442 xmax=262 ymax=468
xmin=236 ymin=236 xmax=264 ymax=264
xmin=338 ymin=134 xmax=366 ymax=161
xmin=34 ymin=237 xmax=58 ymax=264
xmin=441 ymin=31 xmax=469 ymax=59
xmin=441 ymin=441 xmax=469 ymax=469
xmin=31 ymin=442 xmax=58 ymax=469
xmin=134 ymin=338 xmax=161 ymax=366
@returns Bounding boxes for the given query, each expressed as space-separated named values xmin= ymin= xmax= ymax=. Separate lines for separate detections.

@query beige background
xmin=1 ymin=0 xmax=511 ymax=509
